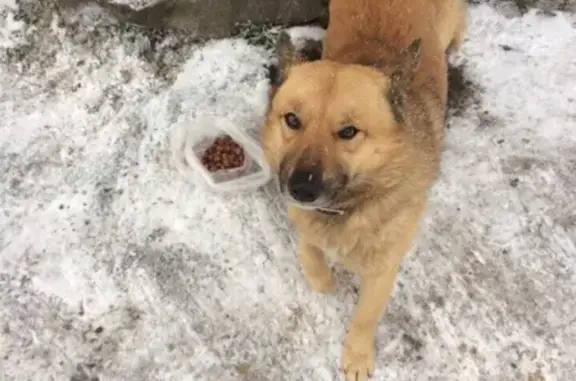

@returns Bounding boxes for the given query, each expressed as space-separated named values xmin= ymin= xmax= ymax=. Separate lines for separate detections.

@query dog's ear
xmin=395 ymin=38 xmax=422 ymax=75
xmin=387 ymin=38 xmax=422 ymax=124
xmin=271 ymin=31 xmax=324 ymax=86
xmin=271 ymin=31 xmax=299 ymax=87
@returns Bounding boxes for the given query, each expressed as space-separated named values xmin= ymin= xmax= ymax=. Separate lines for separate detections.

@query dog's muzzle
xmin=287 ymin=166 xmax=324 ymax=203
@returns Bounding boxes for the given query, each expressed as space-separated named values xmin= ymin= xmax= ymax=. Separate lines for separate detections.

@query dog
xmin=261 ymin=0 xmax=467 ymax=379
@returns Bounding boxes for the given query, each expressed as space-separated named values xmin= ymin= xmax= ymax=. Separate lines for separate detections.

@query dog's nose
xmin=288 ymin=167 xmax=324 ymax=203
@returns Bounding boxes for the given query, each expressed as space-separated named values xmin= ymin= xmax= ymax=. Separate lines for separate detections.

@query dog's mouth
xmin=285 ymin=197 xmax=346 ymax=215
xmin=277 ymin=178 xmax=348 ymax=216
xmin=275 ymin=158 xmax=351 ymax=215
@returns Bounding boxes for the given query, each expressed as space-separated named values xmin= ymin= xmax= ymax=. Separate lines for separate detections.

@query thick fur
xmin=261 ymin=0 xmax=467 ymax=380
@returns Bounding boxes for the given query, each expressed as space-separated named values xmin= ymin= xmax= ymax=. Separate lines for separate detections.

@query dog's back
xmin=324 ymin=0 xmax=466 ymax=58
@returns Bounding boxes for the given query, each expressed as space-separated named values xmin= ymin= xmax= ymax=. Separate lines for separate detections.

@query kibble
xmin=201 ymin=135 xmax=245 ymax=172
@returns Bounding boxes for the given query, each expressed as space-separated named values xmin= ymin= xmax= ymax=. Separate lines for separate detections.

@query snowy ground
xmin=1 ymin=1 xmax=576 ymax=381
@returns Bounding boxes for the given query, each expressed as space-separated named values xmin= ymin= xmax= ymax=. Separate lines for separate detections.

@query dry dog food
xmin=201 ymin=135 xmax=245 ymax=172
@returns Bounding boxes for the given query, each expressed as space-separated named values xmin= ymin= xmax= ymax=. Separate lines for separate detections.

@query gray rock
xmin=91 ymin=0 xmax=328 ymax=39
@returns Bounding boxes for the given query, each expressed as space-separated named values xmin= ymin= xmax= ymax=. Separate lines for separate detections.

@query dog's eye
xmin=337 ymin=126 xmax=359 ymax=140
xmin=284 ymin=112 xmax=301 ymax=130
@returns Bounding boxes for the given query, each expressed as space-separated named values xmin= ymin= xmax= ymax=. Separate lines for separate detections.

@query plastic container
xmin=175 ymin=115 xmax=272 ymax=192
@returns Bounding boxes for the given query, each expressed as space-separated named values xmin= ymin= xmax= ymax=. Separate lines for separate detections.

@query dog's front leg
xmin=342 ymin=266 xmax=400 ymax=381
xmin=299 ymin=239 xmax=335 ymax=294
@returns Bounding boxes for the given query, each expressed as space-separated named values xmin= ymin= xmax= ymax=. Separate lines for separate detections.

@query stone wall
xmin=93 ymin=0 xmax=328 ymax=39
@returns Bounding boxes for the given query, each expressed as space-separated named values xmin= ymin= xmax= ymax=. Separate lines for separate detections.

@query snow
xmin=106 ymin=0 xmax=163 ymax=11
xmin=1 ymin=2 xmax=575 ymax=381
xmin=286 ymin=25 xmax=326 ymax=51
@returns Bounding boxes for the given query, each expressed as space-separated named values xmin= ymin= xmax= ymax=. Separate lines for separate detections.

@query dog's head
xmin=262 ymin=33 xmax=422 ymax=211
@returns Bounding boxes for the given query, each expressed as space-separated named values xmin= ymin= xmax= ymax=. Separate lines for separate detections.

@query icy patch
xmin=106 ymin=0 xmax=163 ymax=10
xmin=0 ymin=4 xmax=24 ymax=49
xmin=287 ymin=25 xmax=326 ymax=47
xmin=0 ymin=0 xmax=17 ymax=8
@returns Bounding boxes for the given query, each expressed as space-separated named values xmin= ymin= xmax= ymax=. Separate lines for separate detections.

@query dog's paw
xmin=341 ymin=336 xmax=375 ymax=381
xmin=307 ymin=270 xmax=336 ymax=294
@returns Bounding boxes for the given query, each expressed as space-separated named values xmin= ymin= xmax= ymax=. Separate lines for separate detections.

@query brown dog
xmin=261 ymin=0 xmax=467 ymax=379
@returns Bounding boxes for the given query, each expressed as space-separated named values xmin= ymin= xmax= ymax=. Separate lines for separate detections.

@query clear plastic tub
xmin=172 ymin=115 xmax=272 ymax=192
